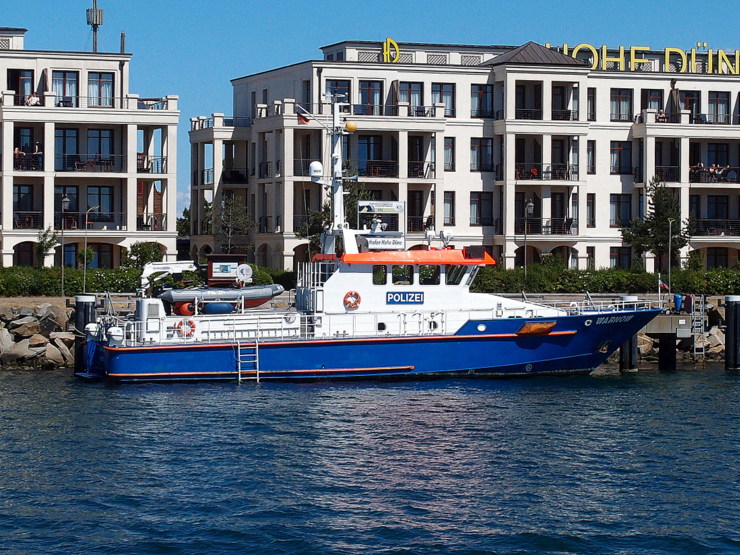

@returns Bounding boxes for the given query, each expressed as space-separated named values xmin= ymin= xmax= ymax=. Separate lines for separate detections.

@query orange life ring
xmin=176 ymin=319 xmax=196 ymax=337
xmin=343 ymin=291 xmax=361 ymax=310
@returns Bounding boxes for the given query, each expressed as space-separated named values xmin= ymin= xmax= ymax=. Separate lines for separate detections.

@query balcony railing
xmin=514 ymin=217 xmax=577 ymax=235
xmin=515 ymin=108 xmax=542 ymax=120
xmin=54 ymin=211 xmax=128 ymax=230
xmin=258 ymin=162 xmax=273 ymax=179
xmin=552 ymin=109 xmax=578 ymax=120
xmin=137 ymin=155 xmax=167 ymax=174
xmin=294 ymin=159 xmax=312 ymax=176
xmin=258 ymin=216 xmax=283 ymax=233
xmin=407 ymin=216 xmax=435 ymax=232
xmin=13 ymin=154 xmax=44 ymax=171
xmin=55 ymin=154 xmax=127 ymax=172
xmin=222 ymin=167 xmax=248 ymax=184
xmin=202 ymin=168 xmax=214 ymax=185
xmin=408 ymin=161 xmax=435 ymax=178
xmin=515 ymin=163 xmax=579 ymax=180
xmin=360 ymin=160 xmax=399 ymax=178
xmin=690 ymin=166 xmax=739 ymax=183
xmin=137 ymin=214 xmax=167 ymax=231
xmin=13 ymin=211 xmax=42 ymax=229
xmin=655 ymin=165 xmax=680 ymax=182
xmin=471 ymin=109 xmax=496 ymax=118
xmin=695 ymin=219 xmax=740 ymax=236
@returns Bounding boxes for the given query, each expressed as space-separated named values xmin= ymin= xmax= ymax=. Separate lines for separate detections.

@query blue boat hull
xmin=78 ymin=310 xmax=660 ymax=382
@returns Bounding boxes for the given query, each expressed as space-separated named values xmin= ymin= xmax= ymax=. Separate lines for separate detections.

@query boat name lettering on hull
xmin=595 ymin=315 xmax=634 ymax=325
xmin=386 ymin=292 xmax=424 ymax=304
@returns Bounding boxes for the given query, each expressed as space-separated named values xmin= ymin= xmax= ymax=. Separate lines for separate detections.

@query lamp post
xmin=524 ymin=199 xmax=534 ymax=278
xmin=60 ymin=194 xmax=70 ymax=298
xmin=83 ymin=205 xmax=99 ymax=293
xmin=667 ymin=218 xmax=675 ymax=294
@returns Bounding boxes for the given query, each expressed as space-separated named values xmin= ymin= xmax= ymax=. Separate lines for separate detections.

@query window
xmin=587 ymin=140 xmax=596 ymax=174
xmin=444 ymin=192 xmax=455 ymax=225
xmin=587 ymin=87 xmax=596 ymax=121
xmin=432 ymin=83 xmax=455 ymax=117
xmin=89 ymin=243 xmax=114 ymax=269
xmin=372 ymin=265 xmax=387 ymax=285
xmin=325 ymin=79 xmax=350 ymax=100
xmin=707 ymin=247 xmax=728 ymax=269
xmin=13 ymin=185 xmax=33 ymax=212
xmin=707 ymin=195 xmax=729 ymax=219
xmin=359 ymin=80 xmax=382 ymax=115
xmin=7 ymin=69 xmax=33 ymax=105
xmin=419 ymin=265 xmax=440 ymax=285
xmin=610 ymin=141 xmax=632 ymax=174
xmin=679 ymin=90 xmax=700 ymax=116
xmin=399 ymin=82 xmax=423 ymax=111
xmin=15 ymin=127 xmax=34 ymax=154
xmin=446 ymin=265 xmax=466 ymax=285
xmin=470 ymin=192 xmax=493 ymax=226
xmin=610 ymin=88 xmax=633 ymax=121
xmin=58 ymin=243 xmax=77 ymax=269
xmin=586 ymin=246 xmax=595 ymax=269
xmin=54 ymin=128 xmax=79 ymax=170
xmin=53 ymin=71 xmax=78 ymax=107
xmin=14 ymin=243 xmax=33 ymax=266
xmin=708 ymin=92 xmax=730 ymax=124
xmin=471 ymin=84 xmax=493 ymax=117
xmin=689 ymin=194 xmax=700 ymax=218
xmin=88 ymin=72 xmax=114 ymax=107
xmin=87 ymin=129 xmax=113 ymax=158
xmin=610 ymin=194 xmax=632 ymax=227
xmin=470 ymin=138 xmax=493 ymax=171
xmin=87 ymin=186 xmax=113 ymax=220
xmin=250 ymin=90 xmax=256 ymax=119
xmin=358 ymin=135 xmax=382 ymax=175
xmin=641 ymin=89 xmax=663 ymax=111
xmin=708 ymin=143 xmax=729 ymax=167
xmin=392 ymin=265 xmax=414 ymax=285
xmin=444 ymin=137 xmax=455 ymax=171
xmin=610 ymin=246 xmax=632 ymax=269
xmin=54 ymin=186 xmax=79 ymax=214
xmin=587 ymin=193 xmax=595 ymax=227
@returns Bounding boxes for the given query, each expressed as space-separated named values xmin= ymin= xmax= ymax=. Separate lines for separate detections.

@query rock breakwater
xmin=0 ymin=303 xmax=74 ymax=369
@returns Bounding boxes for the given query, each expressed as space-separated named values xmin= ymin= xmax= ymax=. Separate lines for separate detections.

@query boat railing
xmin=528 ymin=297 xmax=663 ymax=314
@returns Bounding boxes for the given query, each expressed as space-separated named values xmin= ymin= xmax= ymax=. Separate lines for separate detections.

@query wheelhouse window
xmin=88 ymin=72 xmax=114 ymax=107
xmin=610 ymin=141 xmax=632 ymax=174
xmin=708 ymin=92 xmax=730 ymax=124
xmin=610 ymin=194 xmax=632 ymax=227
xmin=470 ymin=138 xmax=493 ymax=171
xmin=444 ymin=191 xmax=455 ymax=225
xmin=419 ymin=265 xmax=440 ymax=285
xmin=610 ymin=88 xmax=633 ymax=121
xmin=358 ymin=80 xmax=383 ymax=115
xmin=471 ymin=84 xmax=494 ymax=118
xmin=392 ymin=265 xmax=414 ymax=285
xmin=470 ymin=192 xmax=493 ymax=226
xmin=446 ymin=264 xmax=466 ymax=285
xmin=373 ymin=265 xmax=387 ymax=285
xmin=432 ymin=83 xmax=455 ymax=117
xmin=53 ymin=71 xmax=79 ymax=107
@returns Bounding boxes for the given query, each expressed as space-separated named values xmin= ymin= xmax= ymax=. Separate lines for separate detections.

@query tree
xmin=176 ymin=206 xmax=191 ymax=237
xmin=295 ymin=183 xmax=374 ymax=258
xmin=78 ymin=246 xmax=95 ymax=269
xmin=121 ymin=241 xmax=164 ymax=269
xmin=214 ymin=193 xmax=255 ymax=254
xmin=620 ymin=176 xmax=690 ymax=271
xmin=35 ymin=227 xmax=58 ymax=267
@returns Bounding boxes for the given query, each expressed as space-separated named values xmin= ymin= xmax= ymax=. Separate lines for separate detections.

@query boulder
xmin=708 ymin=304 xmax=725 ymax=329
xmin=12 ymin=321 xmax=41 ymax=338
xmin=707 ymin=326 xmax=725 ymax=347
xmin=0 ymin=306 xmax=16 ymax=323
xmin=9 ymin=315 xmax=36 ymax=328
xmin=637 ymin=334 xmax=655 ymax=356
xmin=42 ymin=304 xmax=71 ymax=328
xmin=18 ymin=306 xmax=34 ymax=317
xmin=28 ymin=334 xmax=49 ymax=348
xmin=28 ymin=345 xmax=46 ymax=358
xmin=0 ymin=328 xmax=14 ymax=354
xmin=50 ymin=332 xmax=75 ymax=348
xmin=53 ymin=338 xmax=75 ymax=364
xmin=1 ymin=339 xmax=31 ymax=362
xmin=44 ymin=343 xmax=65 ymax=365
xmin=39 ymin=316 xmax=62 ymax=337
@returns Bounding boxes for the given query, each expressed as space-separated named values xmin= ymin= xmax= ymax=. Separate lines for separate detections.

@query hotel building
xmin=0 ymin=27 xmax=179 ymax=268
xmin=190 ymin=39 xmax=740 ymax=271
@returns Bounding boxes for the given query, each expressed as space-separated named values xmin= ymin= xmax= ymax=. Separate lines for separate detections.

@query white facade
xmin=190 ymin=39 xmax=740 ymax=271
xmin=0 ymin=27 xmax=179 ymax=268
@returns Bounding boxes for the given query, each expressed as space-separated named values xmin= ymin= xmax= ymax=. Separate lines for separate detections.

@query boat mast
xmin=324 ymin=97 xmax=347 ymax=255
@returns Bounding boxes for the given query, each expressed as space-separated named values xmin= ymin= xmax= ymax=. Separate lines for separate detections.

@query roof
xmin=341 ymin=248 xmax=495 ymax=266
xmin=484 ymin=41 xmax=587 ymax=67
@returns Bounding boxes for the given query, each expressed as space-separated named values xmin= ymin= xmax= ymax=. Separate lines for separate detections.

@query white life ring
xmin=176 ymin=319 xmax=196 ymax=337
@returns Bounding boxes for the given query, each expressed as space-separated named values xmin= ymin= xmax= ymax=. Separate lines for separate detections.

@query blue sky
xmin=4 ymin=0 xmax=738 ymax=213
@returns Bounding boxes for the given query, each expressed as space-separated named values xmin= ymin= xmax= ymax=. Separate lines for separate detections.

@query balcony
xmin=54 ymin=211 xmax=128 ymax=230
xmin=137 ymin=214 xmax=166 ymax=231
xmin=55 ymin=154 xmax=127 ymax=173
xmin=694 ymin=219 xmax=740 ymax=236
xmin=360 ymin=160 xmax=399 ymax=178
xmin=655 ymin=165 xmax=680 ymax=182
xmin=294 ymin=159 xmax=311 ymax=176
xmin=258 ymin=216 xmax=282 ymax=233
xmin=407 ymin=161 xmax=435 ymax=179
xmin=137 ymin=155 xmax=167 ymax=174
xmin=13 ymin=211 xmax=42 ymax=229
xmin=514 ymin=217 xmax=577 ymax=235
xmin=13 ymin=154 xmax=44 ymax=171
xmin=407 ymin=216 xmax=434 ymax=232
xmin=552 ymin=109 xmax=578 ymax=121
xmin=222 ymin=168 xmax=248 ymax=184
xmin=515 ymin=108 xmax=542 ymax=120
xmin=515 ymin=163 xmax=579 ymax=180
xmin=690 ymin=166 xmax=739 ymax=184
xmin=4 ymin=93 xmax=172 ymax=110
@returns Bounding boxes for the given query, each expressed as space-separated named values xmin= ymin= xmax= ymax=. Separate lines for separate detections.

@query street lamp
xmin=524 ymin=199 xmax=535 ymax=278
xmin=83 ymin=205 xmax=99 ymax=293
xmin=667 ymin=218 xmax=675 ymax=294
xmin=60 ymin=194 xmax=70 ymax=298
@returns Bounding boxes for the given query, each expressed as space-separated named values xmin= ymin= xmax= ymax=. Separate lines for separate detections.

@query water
xmin=0 ymin=366 xmax=737 ymax=554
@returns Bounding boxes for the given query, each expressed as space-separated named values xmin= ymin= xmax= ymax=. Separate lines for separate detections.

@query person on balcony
xmin=13 ymin=147 xmax=25 ymax=170
xmin=25 ymin=93 xmax=40 ymax=106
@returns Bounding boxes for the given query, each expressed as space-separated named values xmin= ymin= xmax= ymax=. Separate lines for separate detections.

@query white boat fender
xmin=344 ymin=291 xmax=361 ymax=310
xmin=176 ymin=319 xmax=196 ymax=337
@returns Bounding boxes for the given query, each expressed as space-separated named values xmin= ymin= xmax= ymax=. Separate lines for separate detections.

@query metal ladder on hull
xmin=237 ymin=340 xmax=260 ymax=382
xmin=692 ymin=295 xmax=706 ymax=360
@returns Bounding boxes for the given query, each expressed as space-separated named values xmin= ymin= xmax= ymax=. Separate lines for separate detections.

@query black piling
xmin=619 ymin=335 xmax=638 ymax=372
xmin=725 ymin=295 xmax=740 ymax=371
xmin=74 ymin=295 xmax=97 ymax=373
xmin=658 ymin=335 xmax=677 ymax=370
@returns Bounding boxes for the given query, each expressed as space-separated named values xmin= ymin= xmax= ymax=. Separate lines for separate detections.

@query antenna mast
xmin=86 ymin=0 xmax=104 ymax=52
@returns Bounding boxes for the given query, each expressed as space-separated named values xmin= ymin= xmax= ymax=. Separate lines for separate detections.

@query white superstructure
xmin=190 ymin=38 xmax=740 ymax=271
xmin=0 ymin=27 xmax=179 ymax=268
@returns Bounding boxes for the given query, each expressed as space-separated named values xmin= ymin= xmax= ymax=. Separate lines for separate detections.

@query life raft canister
xmin=176 ymin=319 xmax=196 ymax=337
xmin=343 ymin=291 xmax=361 ymax=310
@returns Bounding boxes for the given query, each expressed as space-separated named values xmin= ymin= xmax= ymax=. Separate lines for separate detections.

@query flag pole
xmin=658 ymin=272 xmax=661 ymax=304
